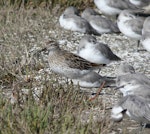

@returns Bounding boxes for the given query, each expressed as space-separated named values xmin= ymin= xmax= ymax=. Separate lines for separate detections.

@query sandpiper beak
xmin=114 ymin=85 xmax=125 ymax=90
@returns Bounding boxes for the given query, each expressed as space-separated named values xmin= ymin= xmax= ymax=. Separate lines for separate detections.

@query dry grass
xmin=0 ymin=0 xmax=94 ymax=10
xmin=0 ymin=7 xmax=113 ymax=134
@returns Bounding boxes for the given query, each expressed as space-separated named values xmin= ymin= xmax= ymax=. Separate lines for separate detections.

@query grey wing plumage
xmin=80 ymin=72 xmax=103 ymax=82
xmin=122 ymin=95 xmax=150 ymax=123
xmin=143 ymin=17 xmax=150 ymax=33
xmin=103 ymin=76 xmax=116 ymax=87
xmin=132 ymin=73 xmax=150 ymax=86
xmin=143 ymin=107 xmax=150 ymax=121
xmin=142 ymin=32 xmax=150 ymax=40
xmin=117 ymin=95 xmax=129 ymax=107
xmin=90 ymin=16 xmax=111 ymax=28
xmin=79 ymin=72 xmax=116 ymax=87
xmin=74 ymin=16 xmax=100 ymax=35
xmin=74 ymin=16 xmax=89 ymax=28
xmin=97 ymin=43 xmax=121 ymax=60
xmin=116 ymin=73 xmax=150 ymax=86
xmin=108 ymin=0 xmax=138 ymax=10
xmin=110 ymin=22 xmax=120 ymax=33
xmin=130 ymin=18 xmax=145 ymax=35
xmin=90 ymin=16 xmax=119 ymax=32
xmin=125 ymin=73 xmax=150 ymax=86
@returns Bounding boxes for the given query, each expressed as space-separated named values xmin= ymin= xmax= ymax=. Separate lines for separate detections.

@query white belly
xmin=118 ymin=20 xmax=141 ymax=39
xmin=129 ymin=0 xmax=141 ymax=6
xmin=49 ymin=61 xmax=90 ymax=79
xmin=94 ymin=0 xmax=121 ymax=15
xmin=111 ymin=106 xmax=124 ymax=122
xmin=59 ymin=15 xmax=86 ymax=33
xmin=78 ymin=47 xmax=111 ymax=64
xmin=120 ymin=85 xmax=140 ymax=96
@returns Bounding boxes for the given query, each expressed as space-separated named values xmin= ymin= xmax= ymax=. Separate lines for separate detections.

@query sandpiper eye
xmin=128 ymin=82 xmax=132 ymax=85
xmin=116 ymin=79 xmax=120 ymax=84
xmin=90 ymin=39 xmax=96 ymax=44
xmin=128 ymin=14 xmax=134 ymax=19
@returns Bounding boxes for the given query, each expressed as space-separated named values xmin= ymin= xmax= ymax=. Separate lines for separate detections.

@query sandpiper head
xmin=117 ymin=63 xmax=135 ymax=76
xmin=116 ymin=75 xmax=142 ymax=90
xmin=80 ymin=35 xmax=97 ymax=46
xmin=81 ymin=8 xmax=98 ymax=18
xmin=118 ymin=10 xmax=136 ymax=20
xmin=45 ymin=40 xmax=59 ymax=51
xmin=63 ymin=6 xmax=80 ymax=15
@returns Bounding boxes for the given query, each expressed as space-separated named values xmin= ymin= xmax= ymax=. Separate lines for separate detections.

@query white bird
xmin=117 ymin=10 xmax=145 ymax=47
xmin=111 ymin=95 xmax=150 ymax=129
xmin=129 ymin=0 xmax=150 ymax=7
xmin=117 ymin=62 xmax=135 ymax=76
xmin=141 ymin=16 xmax=150 ymax=52
xmin=71 ymin=71 xmax=116 ymax=88
xmin=116 ymin=77 xmax=150 ymax=97
xmin=94 ymin=0 xmax=138 ymax=16
xmin=42 ymin=40 xmax=105 ymax=79
xmin=81 ymin=8 xmax=120 ymax=34
xmin=59 ymin=6 xmax=100 ymax=35
xmin=78 ymin=35 xmax=121 ymax=65
xmin=116 ymin=63 xmax=150 ymax=96
xmin=113 ymin=63 xmax=150 ymax=129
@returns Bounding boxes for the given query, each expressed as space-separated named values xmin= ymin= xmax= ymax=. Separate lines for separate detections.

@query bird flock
xmin=42 ymin=0 xmax=150 ymax=131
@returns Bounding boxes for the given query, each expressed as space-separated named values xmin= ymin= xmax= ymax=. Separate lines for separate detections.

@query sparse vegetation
xmin=0 ymin=76 xmax=107 ymax=134
xmin=0 ymin=0 xmax=94 ymax=10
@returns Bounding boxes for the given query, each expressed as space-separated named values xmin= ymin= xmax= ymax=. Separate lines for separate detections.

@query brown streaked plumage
xmin=44 ymin=41 xmax=105 ymax=79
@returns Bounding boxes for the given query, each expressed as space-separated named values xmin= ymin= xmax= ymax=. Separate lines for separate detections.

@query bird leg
xmin=89 ymin=81 xmax=105 ymax=101
xmin=137 ymin=40 xmax=147 ymax=52
xmin=137 ymin=40 xmax=140 ymax=48
xmin=137 ymin=123 xmax=146 ymax=134
xmin=97 ymin=68 xmax=101 ymax=74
